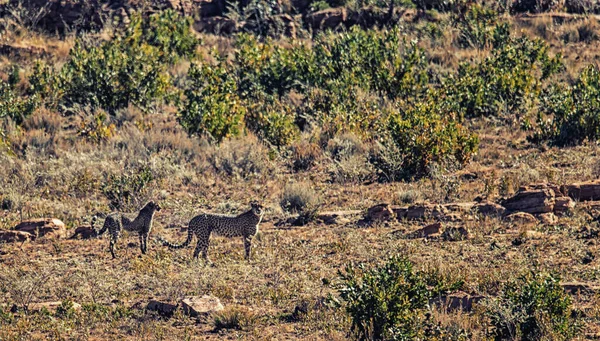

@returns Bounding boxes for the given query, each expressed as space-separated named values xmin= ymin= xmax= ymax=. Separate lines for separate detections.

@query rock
xmin=193 ymin=16 xmax=238 ymax=34
xmin=538 ymin=212 xmax=558 ymax=225
xmin=407 ymin=222 xmax=442 ymax=239
xmin=474 ymin=201 xmax=506 ymax=216
xmin=366 ymin=204 xmax=395 ymax=222
xmin=562 ymin=180 xmax=600 ymax=201
xmin=14 ymin=218 xmax=66 ymax=239
xmin=554 ymin=196 xmax=575 ymax=214
xmin=505 ymin=212 xmax=538 ymax=226
xmin=561 ymin=282 xmax=600 ymax=295
xmin=0 ymin=230 xmax=33 ymax=243
xmin=197 ymin=0 xmax=226 ymax=17
xmin=443 ymin=202 xmax=475 ymax=213
xmin=0 ymin=44 xmax=49 ymax=59
xmin=522 ymin=230 xmax=545 ymax=239
xmin=442 ymin=226 xmax=469 ymax=241
xmin=306 ymin=7 xmax=348 ymax=31
xmin=432 ymin=291 xmax=485 ymax=312
xmin=501 ymin=188 xmax=555 ymax=214
xmin=317 ymin=210 xmax=362 ymax=225
xmin=146 ymin=299 xmax=178 ymax=316
xmin=392 ymin=206 xmax=408 ymax=220
xmin=181 ymin=295 xmax=224 ymax=317
xmin=26 ymin=301 xmax=82 ymax=313
xmin=69 ymin=226 xmax=98 ymax=239
xmin=406 ymin=203 xmax=448 ymax=220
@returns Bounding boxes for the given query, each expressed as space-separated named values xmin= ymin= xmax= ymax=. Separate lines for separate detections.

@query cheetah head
xmin=250 ymin=201 xmax=264 ymax=216
xmin=147 ymin=201 xmax=162 ymax=212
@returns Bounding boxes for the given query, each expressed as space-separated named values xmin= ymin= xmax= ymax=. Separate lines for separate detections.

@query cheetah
xmin=158 ymin=201 xmax=264 ymax=262
xmin=95 ymin=201 xmax=161 ymax=258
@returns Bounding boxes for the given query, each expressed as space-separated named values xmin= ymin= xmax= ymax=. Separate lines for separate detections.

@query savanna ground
xmin=3 ymin=0 xmax=600 ymax=339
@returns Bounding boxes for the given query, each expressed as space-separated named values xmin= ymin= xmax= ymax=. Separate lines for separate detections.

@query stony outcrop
xmin=181 ymin=295 xmax=224 ymax=317
xmin=505 ymin=212 xmax=538 ymax=226
xmin=146 ymin=299 xmax=178 ymax=316
xmin=562 ymin=180 xmax=600 ymax=201
xmin=406 ymin=222 xmax=442 ymax=239
xmin=501 ymin=187 xmax=555 ymax=214
xmin=14 ymin=218 xmax=66 ymax=239
xmin=0 ymin=230 xmax=34 ymax=243
xmin=366 ymin=203 xmax=395 ymax=222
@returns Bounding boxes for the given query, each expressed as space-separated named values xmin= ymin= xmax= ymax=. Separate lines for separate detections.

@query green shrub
xmin=455 ymin=4 xmax=509 ymax=49
xmin=485 ymin=272 xmax=579 ymax=340
xmin=102 ymin=165 xmax=155 ymax=210
xmin=446 ymin=36 xmax=562 ymax=119
xmin=30 ymin=10 xmax=198 ymax=115
xmin=179 ymin=62 xmax=246 ymax=142
xmin=532 ymin=65 xmax=600 ymax=146
xmin=371 ymin=96 xmax=479 ymax=181
xmin=0 ymin=77 xmax=39 ymax=125
xmin=337 ymin=255 xmax=463 ymax=340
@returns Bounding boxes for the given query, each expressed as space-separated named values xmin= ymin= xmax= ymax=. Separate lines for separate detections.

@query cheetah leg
xmin=110 ymin=231 xmax=119 ymax=259
xmin=139 ymin=233 xmax=146 ymax=254
xmin=243 ymin=236 xmax=252 ymax=260
xmin=193 ymin=232 xmax=211 ymax=264
xmin=143 ymin=233 xmax=149 ymax=254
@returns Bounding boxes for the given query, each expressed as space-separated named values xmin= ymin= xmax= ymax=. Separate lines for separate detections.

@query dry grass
xmin=3 ymin=10 xmax=600 ymax=341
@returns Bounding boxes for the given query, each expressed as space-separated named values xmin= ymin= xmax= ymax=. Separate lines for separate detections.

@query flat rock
xmin=505 ymin=212 xmax=538 ymax=226
xmin=501 ymin=188 xmax=555 ymax=214
xmin=27 ymin=301 xmax=81 ymax=313
xmin=317 ymin=210 xmax=362 ymax=225
xmin=474 ymin=201 xmax=506 ymax=216
xmin=561 ymin=282 xmax=600 ymax=295
xmin=562 ymin=180 xmax=600 ymax=201
xmin=0 ymin=230 xmax=33 ymax=243
xmin=181 ymin=295 xmax=224 ymax=317
xmin=14 ymin=218 xmax=66 ymax=239
xmin=538 ymin=212 xmax=558 ymax=225
xmin=406 ymin=203 xmax=448 ymax=220
xmin=69 ymin=226 xmax=97 ymax=239
xmin=407 ymin=222 xmax=442 ymax=239
xmin=146 ymin=299 xmax=178 ymax=316
xmin=366 ymin=204 xmax=395 ymax=222
xmin=432 ymin=291 xmax=485 ymax=312
xmin=554 ymin=196 xmax=575 ymax=214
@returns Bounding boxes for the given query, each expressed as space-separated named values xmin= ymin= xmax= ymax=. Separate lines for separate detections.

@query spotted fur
xmin=158 ymin=202 xmax=264 ymax=262
xmin=96 ymin=201 xmax=161 ymax=258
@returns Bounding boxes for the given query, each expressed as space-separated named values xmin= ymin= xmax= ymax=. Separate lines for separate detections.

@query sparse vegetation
xmin=1 ymin=1 xmax=600 ymax=339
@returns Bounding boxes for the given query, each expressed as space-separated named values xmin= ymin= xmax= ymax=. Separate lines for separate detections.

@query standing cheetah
xmin=158 ymin=202 xmax=264 ymax=262
xmin=96 ymin=201 xmax=161 ymax=258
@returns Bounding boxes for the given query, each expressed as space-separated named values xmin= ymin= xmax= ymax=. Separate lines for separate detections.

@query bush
xmin=212 ymin=308 xmax=256 ymax=331
xmin=179 ymin=62 xmax=246 ymax=142
xmin=485 ymin=272 xmax=579 ymax=340
xmin=102 ymin=165 xmax=155 ymax=210
xmin=446 ymin=36 xmax=563 ymax=119
xmin=0 ymin=77 xmax=39 ymax=125
xmin=371 ymin=96 xmax=479 ymax=181
xmin=337 ymin=255 xmax=463 ymax=340
xmin=208 ymin=136 xmax=273 ymax=179
xmin=280 ymin=182 xmax=321 ymax=224
xmin=455 ymin=4 xmax=510 ymax=49
xmin=531 ymin=65 xmax=600 ymax=146
xmin=291 ymin=140 xmax=321 ymax=171
xmin=30 ymin=10 xmax=199 ymax=115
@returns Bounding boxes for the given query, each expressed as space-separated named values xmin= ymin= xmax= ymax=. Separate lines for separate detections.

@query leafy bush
xmin=337 ymin=255 xmax=463 ymax=340
xmin=179 ymin=62 xmax=246 ymax=142
xmin=30 ymin=10 xmax=198 ymax=115
xmin=102 ymin=165 xmax=155 ymax=210
xmin=485 ymin=272 xmax=579 ymax=340
xmin=77 ymin=110 xmax=116 ymax=143
xmin=532 ymin=65 xmax=600 ymax=146
xmin=455 ymin=4 xmax=510 ymax=49
xmin=371 ymin=96 xmax=479 ymax=181
xmin=0 ymin=77 xmax=38 ymax=125
xmin=208 ymin=136 xmax=273 ymax=178
xmin=446 ymin=36 xmax=562 ymax=119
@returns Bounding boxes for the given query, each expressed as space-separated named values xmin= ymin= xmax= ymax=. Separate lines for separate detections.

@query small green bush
xmin=455 ymin=4 xmax=507 ymax=49
xmin=371 ymin=96 xmax=479 ymax=181
xmin=337 ymin=255 xmax=463 ymax=340
xmin=0 ymin=77 xmax=39 ymax=125
xmin=102 ymin=165 xmax=155 ymax=210
xmin=446 ymin=36 xmax=563 ymax=119
xmin=532 ymin=65 xmax=600 ymax=146
xmin=485 ymin=272 xmax=579 ymax=341
xmin=179 ymin=62 xmax=246 ymax=142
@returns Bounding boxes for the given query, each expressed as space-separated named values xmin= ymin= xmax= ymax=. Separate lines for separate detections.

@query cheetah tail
xmin=158 ymin=228 xmax=193 ymax=249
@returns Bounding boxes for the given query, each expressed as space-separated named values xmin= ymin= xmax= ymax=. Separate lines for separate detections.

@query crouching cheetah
xmin=96 ymin=201 xmax=161 ymax=258
xmin=158 ymin=201 xmax=264 ymax=262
